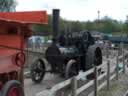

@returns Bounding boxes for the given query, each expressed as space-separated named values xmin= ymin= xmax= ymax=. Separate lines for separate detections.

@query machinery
xmin=0 ymin=11 xmax=47 ymax=96
xmin=30 ymin=9 xmax=102 ymax=83
xmin=45 ymin=31 xmax=102 ymax=78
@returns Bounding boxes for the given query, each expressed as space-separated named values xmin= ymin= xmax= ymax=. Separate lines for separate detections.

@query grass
xmin=98 ymin=74 xmax=128 ymax=96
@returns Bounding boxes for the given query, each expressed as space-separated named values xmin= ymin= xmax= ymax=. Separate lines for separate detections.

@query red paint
xmin=7 ymin=87 xmax=19 ymax=96
xmin=0 ymin=11 xmax=48 ymax=24
xmin=0 ymin=11 xmax=48 ymax=73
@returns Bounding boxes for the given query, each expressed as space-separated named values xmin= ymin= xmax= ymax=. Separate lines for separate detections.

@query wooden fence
xmin=36 ymin=43 xmax=128 ymax=96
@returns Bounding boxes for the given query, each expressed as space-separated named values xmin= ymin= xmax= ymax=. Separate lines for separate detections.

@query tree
xmin=94 ymin=16 xmax=122 ymax=33
xmin=59 ymin=17 xmax=66 ymax=34
xmin=85 ymin=21 xmax=94 ymax=31
xmin=123 ymin=21 xmax=128 ymax=35
xmin=33 ymin=15 xmax=125 ymax=36
xmin=32 ymin=15 xmax=52 ymax=35
xmin=0 ymin=0 xmax=17 ymax=12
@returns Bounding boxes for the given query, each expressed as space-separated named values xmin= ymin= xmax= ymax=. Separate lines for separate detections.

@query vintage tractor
xmin=30 ymin=9 xmax=102 ymax=83
xmin=0 ymin=11 xmax=47 ymax=96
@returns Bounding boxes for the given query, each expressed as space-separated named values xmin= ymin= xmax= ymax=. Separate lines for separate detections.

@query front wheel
xmin=1 ymin=80 xmax=24 ymax=96
xmin=65 ymin=59 xmax=78 ymax=79
xmin=30 ymin=59 xmax=46 ymax=83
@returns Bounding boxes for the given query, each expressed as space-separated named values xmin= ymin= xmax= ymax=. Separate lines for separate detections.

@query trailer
xmin=0 ymin=11 xmax=47 ymax=96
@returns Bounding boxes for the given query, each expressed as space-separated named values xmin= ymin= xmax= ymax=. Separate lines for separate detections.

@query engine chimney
xmin=52 ymin=9 xmax=60 ymax=39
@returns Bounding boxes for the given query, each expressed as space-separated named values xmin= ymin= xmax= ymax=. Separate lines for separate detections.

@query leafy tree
xmin=0 ymin=0 xmax=17 ymax=12
xmin=32 ymin=15 xmax=52 ymax=35
xmin=59 ymin=18 xmax=66 ymax=34
xmin=70 ymin=21 xmax=81 ymax=32
xmin=123 ymin=20 xmax=128 ymax=35
xmin=33 ymin=14 xmax=125 ymax=36
xmin=85 ymin=21 xmax=94 ymax=31
xmin=93 ymin=16 xmax=122 ymax=34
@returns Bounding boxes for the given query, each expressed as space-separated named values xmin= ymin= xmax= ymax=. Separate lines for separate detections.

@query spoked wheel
xmin=2 ymin=80 xmax=24 ymax=96
xmin=30 ymin=59 xmax=46 ymax=83
xmin=65 ymin=59 xmax=78 ymax=79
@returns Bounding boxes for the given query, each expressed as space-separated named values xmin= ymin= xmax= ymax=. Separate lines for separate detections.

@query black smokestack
xmin=52 ymin=9 xmax=60 ymax=39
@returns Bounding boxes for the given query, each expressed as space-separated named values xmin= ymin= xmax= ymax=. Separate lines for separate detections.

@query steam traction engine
xmin=0 ymin=11 xmax=47 ymax=96
xmin=30 ymin=9 xmax=102 ymax=83
xmin=45 ymin=31 xmax=102 ymax=78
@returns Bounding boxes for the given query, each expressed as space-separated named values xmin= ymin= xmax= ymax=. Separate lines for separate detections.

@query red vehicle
xmin=0 ymin=11 xmax=47 ymax=96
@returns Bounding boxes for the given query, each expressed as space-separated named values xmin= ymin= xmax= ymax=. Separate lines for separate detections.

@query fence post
xmin=122 ymin=43 xmax=125 ymax=74
xmin=32 ymin=40 xmax=34 ymax=51
xmin=107 ymin=60 xmax=110 ymax=90
xmin=94 ymin=66 xmax=98 ymax=96
xmin=116 ymin=47 xmax=119 ymax=80
xmin=119 ymin=42 xmax=122 ymax=55
xmin=106 ymin=47 xmax=109 ymax=59
xmin=72 ymin=76 xmax=77 ymax=96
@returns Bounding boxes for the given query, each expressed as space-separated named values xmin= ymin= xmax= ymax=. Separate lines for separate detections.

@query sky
xmin=16 ymin=0 xmax=128 ymax=21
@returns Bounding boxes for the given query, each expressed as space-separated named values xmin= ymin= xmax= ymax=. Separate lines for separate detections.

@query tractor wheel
xmin=86 ymin=45 xmax=102 ymax=70
xmin=65 ymin=59 xmax=78 ymax=79
xmin=1 ymin=80 xmax=24 ymax=96
xmin=86 ymin=45 xmax=102 ymax=79
xmin=30 ymin=59 xmax=46 ymax=83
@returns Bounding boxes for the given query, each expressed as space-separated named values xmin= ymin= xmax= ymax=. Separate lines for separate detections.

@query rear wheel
xmin=2 ymin=80 xmax=24 ymax=96
xmin=30 ymin=59 xmax=46 ymax=83
xmin=86 ymin=45 xmax=102 ymax=70
xmin=86 ymin=45 xmax=102 ymax=79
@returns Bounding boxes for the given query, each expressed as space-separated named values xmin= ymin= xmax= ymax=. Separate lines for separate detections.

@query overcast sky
xmin=16 ymin=0 xmax=128 ymax=21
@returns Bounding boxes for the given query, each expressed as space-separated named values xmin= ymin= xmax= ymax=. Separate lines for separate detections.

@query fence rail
xmin=36 ymin=43 xmax=128 ymax=96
